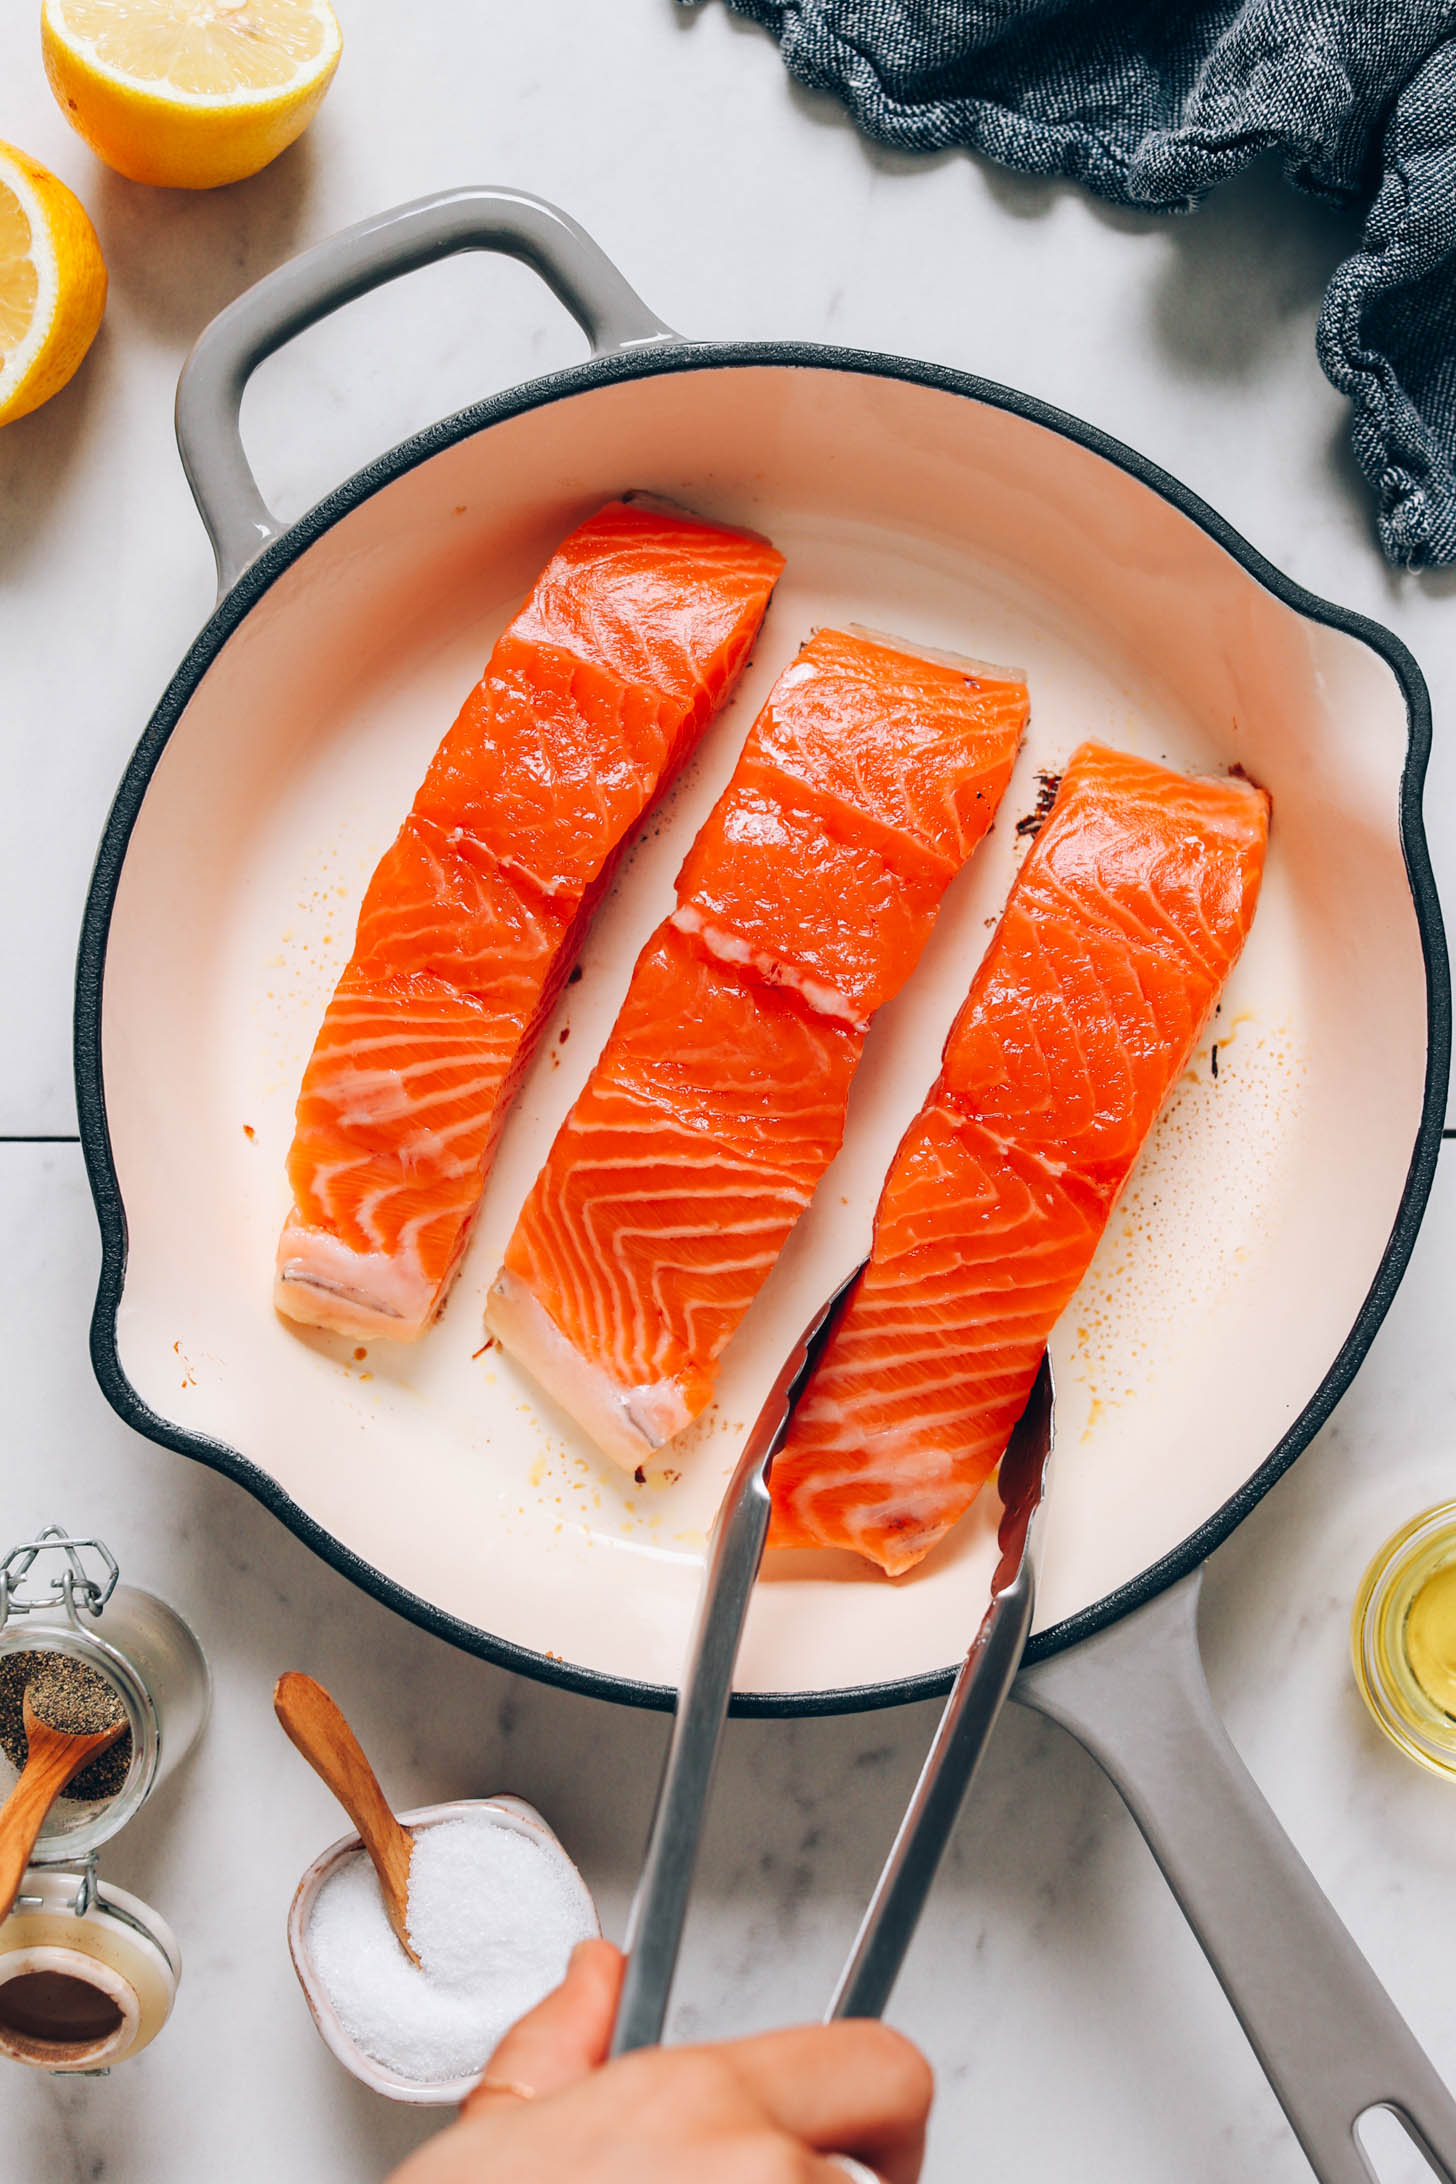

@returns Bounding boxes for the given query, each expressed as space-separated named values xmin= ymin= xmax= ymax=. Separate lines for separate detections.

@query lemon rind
xmin=0 ymin=151 xmax=61 ymax=416
xmin=41 ymin=0 xmax=342 ymax=113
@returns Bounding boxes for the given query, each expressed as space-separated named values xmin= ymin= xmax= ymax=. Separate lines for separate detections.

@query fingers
xmin=462 ymin=1966 xmax=929 ymax=2184
xmin=714 ymin=2022 xmax=933 ymax=2184
xmin=462 ymin=1938 xmax=625 ymax=2116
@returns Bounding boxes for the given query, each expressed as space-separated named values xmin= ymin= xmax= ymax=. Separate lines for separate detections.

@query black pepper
xmin=1015 ymin=769 xmax=1063 ymax=841
xmin=0 ymin=1652 xmax=133 ymax=1802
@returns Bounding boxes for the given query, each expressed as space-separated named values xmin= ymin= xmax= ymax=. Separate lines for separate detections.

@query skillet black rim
xmin=74 ymin=341 xmax=1452 ymax=1717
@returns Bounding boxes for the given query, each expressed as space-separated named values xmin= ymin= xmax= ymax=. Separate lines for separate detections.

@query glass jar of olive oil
xmin=1352 ymin=1502 xmax=1456 ymax=1777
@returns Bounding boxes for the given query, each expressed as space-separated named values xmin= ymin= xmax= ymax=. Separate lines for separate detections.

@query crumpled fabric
xmin=715 ymin=0 xmax=1456 ymax=569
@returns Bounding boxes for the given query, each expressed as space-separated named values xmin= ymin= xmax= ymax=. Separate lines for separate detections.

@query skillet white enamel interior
xmin=96 ymin=359 xmax=1429 ymax=1705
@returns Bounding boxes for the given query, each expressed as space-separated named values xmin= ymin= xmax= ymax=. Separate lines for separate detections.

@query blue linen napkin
xmin=714 ymin=0 xmax=1456 ymax=570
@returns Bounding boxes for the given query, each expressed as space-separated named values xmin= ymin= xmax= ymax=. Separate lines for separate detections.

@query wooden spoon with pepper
xmin=0 ymin=1689 xmax=128 ymax=1917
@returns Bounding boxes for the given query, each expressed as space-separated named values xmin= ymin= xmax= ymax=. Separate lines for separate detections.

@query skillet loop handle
xmin=1015 ymin=1572 xmax=1456 ymax=2184
xmin=175 ymin=186 xmax=680 ymax=600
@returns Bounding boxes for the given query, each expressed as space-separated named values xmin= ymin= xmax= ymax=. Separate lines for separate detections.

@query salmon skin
xmin=275 ymin=501 xmax=785 ymax=1342
xmin=488 ymin=626 xmax=1029 ymax=1469
xmin=768 ymin=742 xmax=1270 ymax=1576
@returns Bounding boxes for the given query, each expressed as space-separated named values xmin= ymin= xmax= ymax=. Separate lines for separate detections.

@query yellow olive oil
xmin=1353 ymin=1503 xmax=1456 ymax=1777
xmin=1405 ymin=1561 xmax=1456 ymax=1716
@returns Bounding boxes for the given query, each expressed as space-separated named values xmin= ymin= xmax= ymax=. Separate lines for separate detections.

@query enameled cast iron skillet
xmin=75 ymin=190 xmax=1453 ymax=2178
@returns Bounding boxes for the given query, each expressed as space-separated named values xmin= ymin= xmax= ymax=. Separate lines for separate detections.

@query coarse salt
xmin=305 ymin=1810 xmax=597 ymax=2085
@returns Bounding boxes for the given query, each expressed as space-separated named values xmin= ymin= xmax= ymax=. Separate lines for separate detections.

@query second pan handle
xmin=1015 ymin=1569 xmax=1456 ymax=2183
xmin=175 ymin=186 xmax=679 ymax=597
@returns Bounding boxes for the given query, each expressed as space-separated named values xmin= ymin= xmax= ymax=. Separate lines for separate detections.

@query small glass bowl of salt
xmin=288 ymin=1798 xmax=599 ymax=2104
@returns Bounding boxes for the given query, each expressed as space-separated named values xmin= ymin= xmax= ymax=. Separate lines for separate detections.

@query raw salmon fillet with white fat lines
xmin=488 ymin=626 xmax=1029 ymax=1467
xmin=768 ymin=741 xmax=1270 ymax=1576
xmin=275 ymin=501 xmax=785 ymax=1341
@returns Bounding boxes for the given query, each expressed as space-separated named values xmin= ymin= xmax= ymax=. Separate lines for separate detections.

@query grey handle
xmin=175 ymin=186 xmax=679 ymax=596
xmin=1015 ymin=1570 xmax=1456 ymax=2183
xmin=829 ymin=1565 xmax=1035 ymax=2022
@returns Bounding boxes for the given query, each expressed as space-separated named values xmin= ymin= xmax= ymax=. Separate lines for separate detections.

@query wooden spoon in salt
xmin=0 ymin=1692 xmax=127 ymax=1918
xmin=273 ymin=1672 xmax=420 ymax=1968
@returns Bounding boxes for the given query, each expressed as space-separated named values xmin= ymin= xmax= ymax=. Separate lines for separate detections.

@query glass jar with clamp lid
xmin=0 ymin=1527 xmax=208 ymax=2070
xmin=0 ymin=1526 xmax=209 ymax=1857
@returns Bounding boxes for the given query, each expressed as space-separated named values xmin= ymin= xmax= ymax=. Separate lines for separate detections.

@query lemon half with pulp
xmin=0 ymin=141 xmax=107 ymax=426
xmin=43 ymin=0 xmax=343 ymax=190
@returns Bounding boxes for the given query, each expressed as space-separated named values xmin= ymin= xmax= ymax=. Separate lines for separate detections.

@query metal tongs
xmin=610 ymin=1274 xmax=1055 ymax=2055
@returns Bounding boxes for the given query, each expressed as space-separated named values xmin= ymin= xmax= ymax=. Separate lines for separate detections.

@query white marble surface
xmin=3 ymin=2 xmax=1456 ymax=2177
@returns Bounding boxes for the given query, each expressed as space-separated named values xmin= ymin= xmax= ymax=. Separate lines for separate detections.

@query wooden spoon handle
xmin=0 ymin=1724 xmax=126 ymax=1917
xmin=273 ymin=1673 xmax=417 ymax=1963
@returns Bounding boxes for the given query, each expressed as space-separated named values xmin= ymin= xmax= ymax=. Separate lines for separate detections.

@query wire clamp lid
xmin=0 ymin=1527 xmax=120 ymax=1630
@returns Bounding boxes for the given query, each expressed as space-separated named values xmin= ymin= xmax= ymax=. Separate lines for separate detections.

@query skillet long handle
xmin=1016 ymin=1570 xmax=1456 ymax=2183
xmin=175 ymin=186 xmax=678 ymax=596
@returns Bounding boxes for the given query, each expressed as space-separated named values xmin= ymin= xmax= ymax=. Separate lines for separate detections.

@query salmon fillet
xmin=275 ymin=501 xmax=785 ymax=1341
xmin=767 ymin=742 xmax=1270 ymax=1575
xmin=488 ymin=627 xmax=1029 ymax=1468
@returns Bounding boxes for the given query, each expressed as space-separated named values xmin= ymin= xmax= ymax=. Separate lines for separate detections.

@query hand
xmin=387 ymin=1938 xmax=932 ymax=2184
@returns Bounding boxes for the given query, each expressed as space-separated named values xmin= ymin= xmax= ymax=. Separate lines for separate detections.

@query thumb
xmin=462 ymin=1938 xmax=625 ymax=2115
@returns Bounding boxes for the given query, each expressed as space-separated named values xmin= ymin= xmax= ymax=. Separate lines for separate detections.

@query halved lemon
xmin=0 ymin=141 xmax=107 ymax=426
xmin=42 ymin=0 xmax=343 ymax=191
